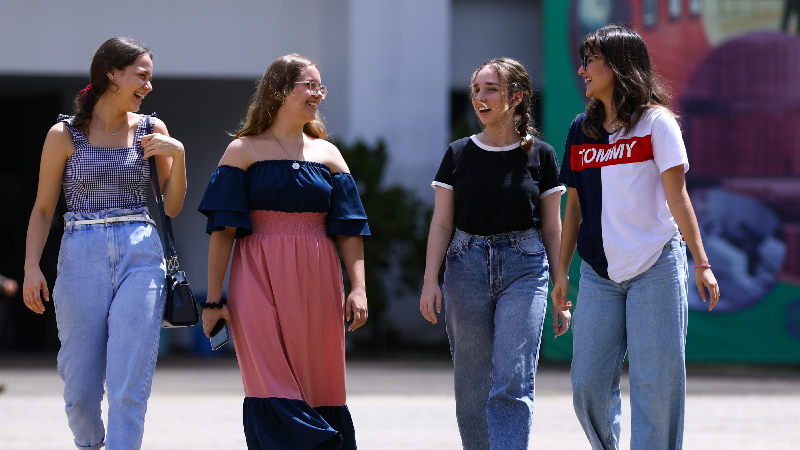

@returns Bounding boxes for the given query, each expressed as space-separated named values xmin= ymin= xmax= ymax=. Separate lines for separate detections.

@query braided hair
xmin=470 ymin=57 xmax=538 ymax=154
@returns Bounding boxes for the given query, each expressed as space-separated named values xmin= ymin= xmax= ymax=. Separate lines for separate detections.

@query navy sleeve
xmin=559 ymin=119 xmax=580 ymax=187
xmin=327 ymin=172 xmax=370 ymax=239
xmin=198 ymin=165 xmax=253 ymax=237
xmin=538 ymin=141 xmax=564 ymax=196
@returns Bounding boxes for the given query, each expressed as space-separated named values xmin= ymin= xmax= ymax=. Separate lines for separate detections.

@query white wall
xmin=0 ymin=0 xmax=326 ymax=77
xmin=346 ymin=0 xmax=451 ymax=199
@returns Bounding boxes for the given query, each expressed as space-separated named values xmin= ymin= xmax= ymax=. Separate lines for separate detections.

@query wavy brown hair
xmin=72 ymin=37 xmax=152 ymax=132
xmin=235 ymin=54 xmax=326 ymax=139
xmin=579 ymin=25 xmax=674 ymax=139
xmin=470 ymin=57 xmax=538 ymax=154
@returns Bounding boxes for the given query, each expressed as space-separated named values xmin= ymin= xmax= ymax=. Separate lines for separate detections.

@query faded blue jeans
xmin=443 ymin=228 xmax=549 ymax=450
xmin=571 ymin=232 xmax=689 ymax=450
xmin=53 ymin=208 xmax=166 ymax=450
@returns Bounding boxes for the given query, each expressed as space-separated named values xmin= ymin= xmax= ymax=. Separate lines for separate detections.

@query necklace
xmin=94 ymin=113 xmax=127 ymax=136
xmin=269 ymin=129 xmax=304 ymax=169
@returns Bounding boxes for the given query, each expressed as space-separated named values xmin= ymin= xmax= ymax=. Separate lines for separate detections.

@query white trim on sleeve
xmin=539 ymin=185 xmax=566 ymax=199
xmin=431 ymin=181 xmax=453 ymax=190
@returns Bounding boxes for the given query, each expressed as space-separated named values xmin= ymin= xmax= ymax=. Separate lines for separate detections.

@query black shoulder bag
xmin=146 ymin=115 xmax=199 ymax=328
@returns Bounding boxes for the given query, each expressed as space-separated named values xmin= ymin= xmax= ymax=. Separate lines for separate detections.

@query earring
xmin=111 ymin=77 xmax=115 ymax=80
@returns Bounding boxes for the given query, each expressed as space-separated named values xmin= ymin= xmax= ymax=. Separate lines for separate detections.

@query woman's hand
xmin=695 ymin=267 xmax=720 ymax=311
xmin=202 ymin=304 xmax=231 ymax=338
xmin=552 ymin=306 xmax=571 ymax=337
xmin=141 ymin=133 xmax=185 ymax=161
xmin=420 ymin=281 xmax=442 ymax=324
xmin=346 ymin=288 xmax=368 ymax=331
xmin=22 ymin=267 xmax=49 ymax=314
xmin=550 ymin=276 xmax=573 ymax=312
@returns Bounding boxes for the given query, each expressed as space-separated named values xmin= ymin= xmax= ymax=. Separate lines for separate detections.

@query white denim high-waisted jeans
xmin=53 ymin=207 xmax=166 ymax=450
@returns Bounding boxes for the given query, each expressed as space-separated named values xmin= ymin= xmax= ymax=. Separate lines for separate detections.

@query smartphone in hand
xmin=210 ymin=319 xmax=230 ymax=351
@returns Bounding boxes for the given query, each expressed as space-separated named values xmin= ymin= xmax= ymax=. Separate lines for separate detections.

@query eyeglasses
xmin=582 ymin=53 xmax=603 ymax=69
xmin=295 ymin=80 xmax=328 ymax=99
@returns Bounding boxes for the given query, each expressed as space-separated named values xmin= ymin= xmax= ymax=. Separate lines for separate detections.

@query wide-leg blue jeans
xmin=571 ymin=232 xmax=689 ymax=450
xmin=53 ymin=207 xmax=166 ymax=450
xmin=443 ymin=228 xmax=549 ymax=450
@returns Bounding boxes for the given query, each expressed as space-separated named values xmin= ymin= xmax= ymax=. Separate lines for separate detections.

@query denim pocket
xmin=147 ymin=225 xmax=164 ymax=256
xmin=446 ymin=238 xmax=468 ymax=259
xmin=513 ymin=235 xmax=545 ymax=256
xmin=56 ymin=232 xmax=73 ymax=275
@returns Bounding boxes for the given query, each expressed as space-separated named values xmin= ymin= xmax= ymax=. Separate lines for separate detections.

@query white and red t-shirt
xmin=559 ymin=108 xmax=689 ymax=282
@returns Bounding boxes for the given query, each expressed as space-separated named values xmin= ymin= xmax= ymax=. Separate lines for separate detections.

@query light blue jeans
xmin=443 ymin=228 xmax=549 ymax=450
xmin=53 ymin=208 xmax=166 ymax=450
xmin=571 ymin=232 xmax=689 ymax=450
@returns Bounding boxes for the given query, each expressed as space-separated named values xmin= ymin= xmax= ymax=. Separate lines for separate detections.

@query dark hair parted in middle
xmin=235 ymin=54 xmax=326 ymax=139
xmin=579 ymin=24 xmax=673 ymax=139
xmin=470 ymin=57 xmax=538 ymax=154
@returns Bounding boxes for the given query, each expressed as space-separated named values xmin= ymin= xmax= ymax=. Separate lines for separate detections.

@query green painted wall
xmin=539 ymin=0 xmax=800 ymax=364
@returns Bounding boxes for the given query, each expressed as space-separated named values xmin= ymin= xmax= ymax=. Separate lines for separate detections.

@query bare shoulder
xmin=308 ymin=137 xmax=349 ymax=174
xmin=151 ymin=116 xmax=169 ymax=134
xmin=218 ymin=136 xmax=256 ymax=170
xmin=43 ymin=122 xmax=75 ymax=159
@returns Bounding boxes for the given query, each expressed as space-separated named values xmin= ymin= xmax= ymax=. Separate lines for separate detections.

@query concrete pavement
xmin=0 ymin=355 xmax=799 ymax=449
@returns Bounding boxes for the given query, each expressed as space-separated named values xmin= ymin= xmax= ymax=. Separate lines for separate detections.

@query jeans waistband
xmin=453 ymin=228 xmax=540 ymax=246
xmin=63 ymin=207 xmax=153 ymax=229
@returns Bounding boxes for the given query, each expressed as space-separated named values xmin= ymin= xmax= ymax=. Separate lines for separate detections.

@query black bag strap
xmin=145 ymin=114 xmax=179 ymax=274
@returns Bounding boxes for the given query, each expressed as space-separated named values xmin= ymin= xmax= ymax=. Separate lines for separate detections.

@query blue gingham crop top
xmin=58 ymin=114 xmax=151 ymax=213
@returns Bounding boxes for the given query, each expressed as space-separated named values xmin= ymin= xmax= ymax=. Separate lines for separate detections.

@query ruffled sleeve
xmin=57 ymin=114 xmax=88 ymax=146
xmin=198 ymin=165 xmax=253 ymax=237
xmin=327 ymin=172 xmax=370 ymax=239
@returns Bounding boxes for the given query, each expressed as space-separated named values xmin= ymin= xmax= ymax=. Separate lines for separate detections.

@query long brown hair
xmin=579 ymin=25 xmax=673 ymax=139
xmin=72 ymin=37 xmax=152 ymax=131
xmin=235 ymin=54 xmax=326 ymax=139
xmin=470 ymin=57 xmax=538 ymax=154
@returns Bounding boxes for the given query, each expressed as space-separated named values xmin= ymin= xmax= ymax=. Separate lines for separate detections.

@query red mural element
xmin=629 ymin=0 xmax=711 ymax=102
xmin=681 ymin=32 xmax=800 ymax=178
xmin=680 ymin=31 xmax=800 ymax=280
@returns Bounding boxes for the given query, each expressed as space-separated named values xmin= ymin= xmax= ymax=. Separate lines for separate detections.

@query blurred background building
xmin=2 ymin=0 xmax=799 ymax=364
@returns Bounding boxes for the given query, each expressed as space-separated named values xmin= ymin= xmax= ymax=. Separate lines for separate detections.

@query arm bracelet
xmin=199 ymin=297 xmax=228 ymax=309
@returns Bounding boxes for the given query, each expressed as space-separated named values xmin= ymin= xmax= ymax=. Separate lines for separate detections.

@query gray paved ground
xmin=0 ymin=355 xmax=799 ymax=449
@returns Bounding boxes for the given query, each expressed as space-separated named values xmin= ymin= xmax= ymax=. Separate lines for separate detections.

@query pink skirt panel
xmin=228 ymin=211 xmax=347 ymax=407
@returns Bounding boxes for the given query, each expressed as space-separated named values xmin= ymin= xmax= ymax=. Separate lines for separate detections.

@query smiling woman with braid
xmin=420 ymin=58 xmax=568 ymax=450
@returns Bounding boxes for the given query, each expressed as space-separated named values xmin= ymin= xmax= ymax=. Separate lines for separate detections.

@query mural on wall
xmin=543 ymin=0 xmax=800 ymax=363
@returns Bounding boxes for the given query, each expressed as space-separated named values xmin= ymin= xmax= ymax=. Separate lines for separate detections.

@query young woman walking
xmin=420 ymin=57 xmax=569 ymax=450
xmin=552 ymin=25 xmax=720 ymax=450
xmin=199 ymin=54 xmax=369 ymax=449
xmin=22 ymin=37 xmax=187 ymax=449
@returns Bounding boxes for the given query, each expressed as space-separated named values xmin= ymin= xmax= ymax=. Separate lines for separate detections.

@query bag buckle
xmin=166 ymin=255 xmax=180 ymax=274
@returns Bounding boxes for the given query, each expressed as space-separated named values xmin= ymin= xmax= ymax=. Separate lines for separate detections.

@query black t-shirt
xmin=433 ymin=136 xmax=564 ymax=236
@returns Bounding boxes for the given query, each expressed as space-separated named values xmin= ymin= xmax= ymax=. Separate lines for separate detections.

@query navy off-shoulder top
xmin=198 ymin=160 xmax=370 ymax=239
